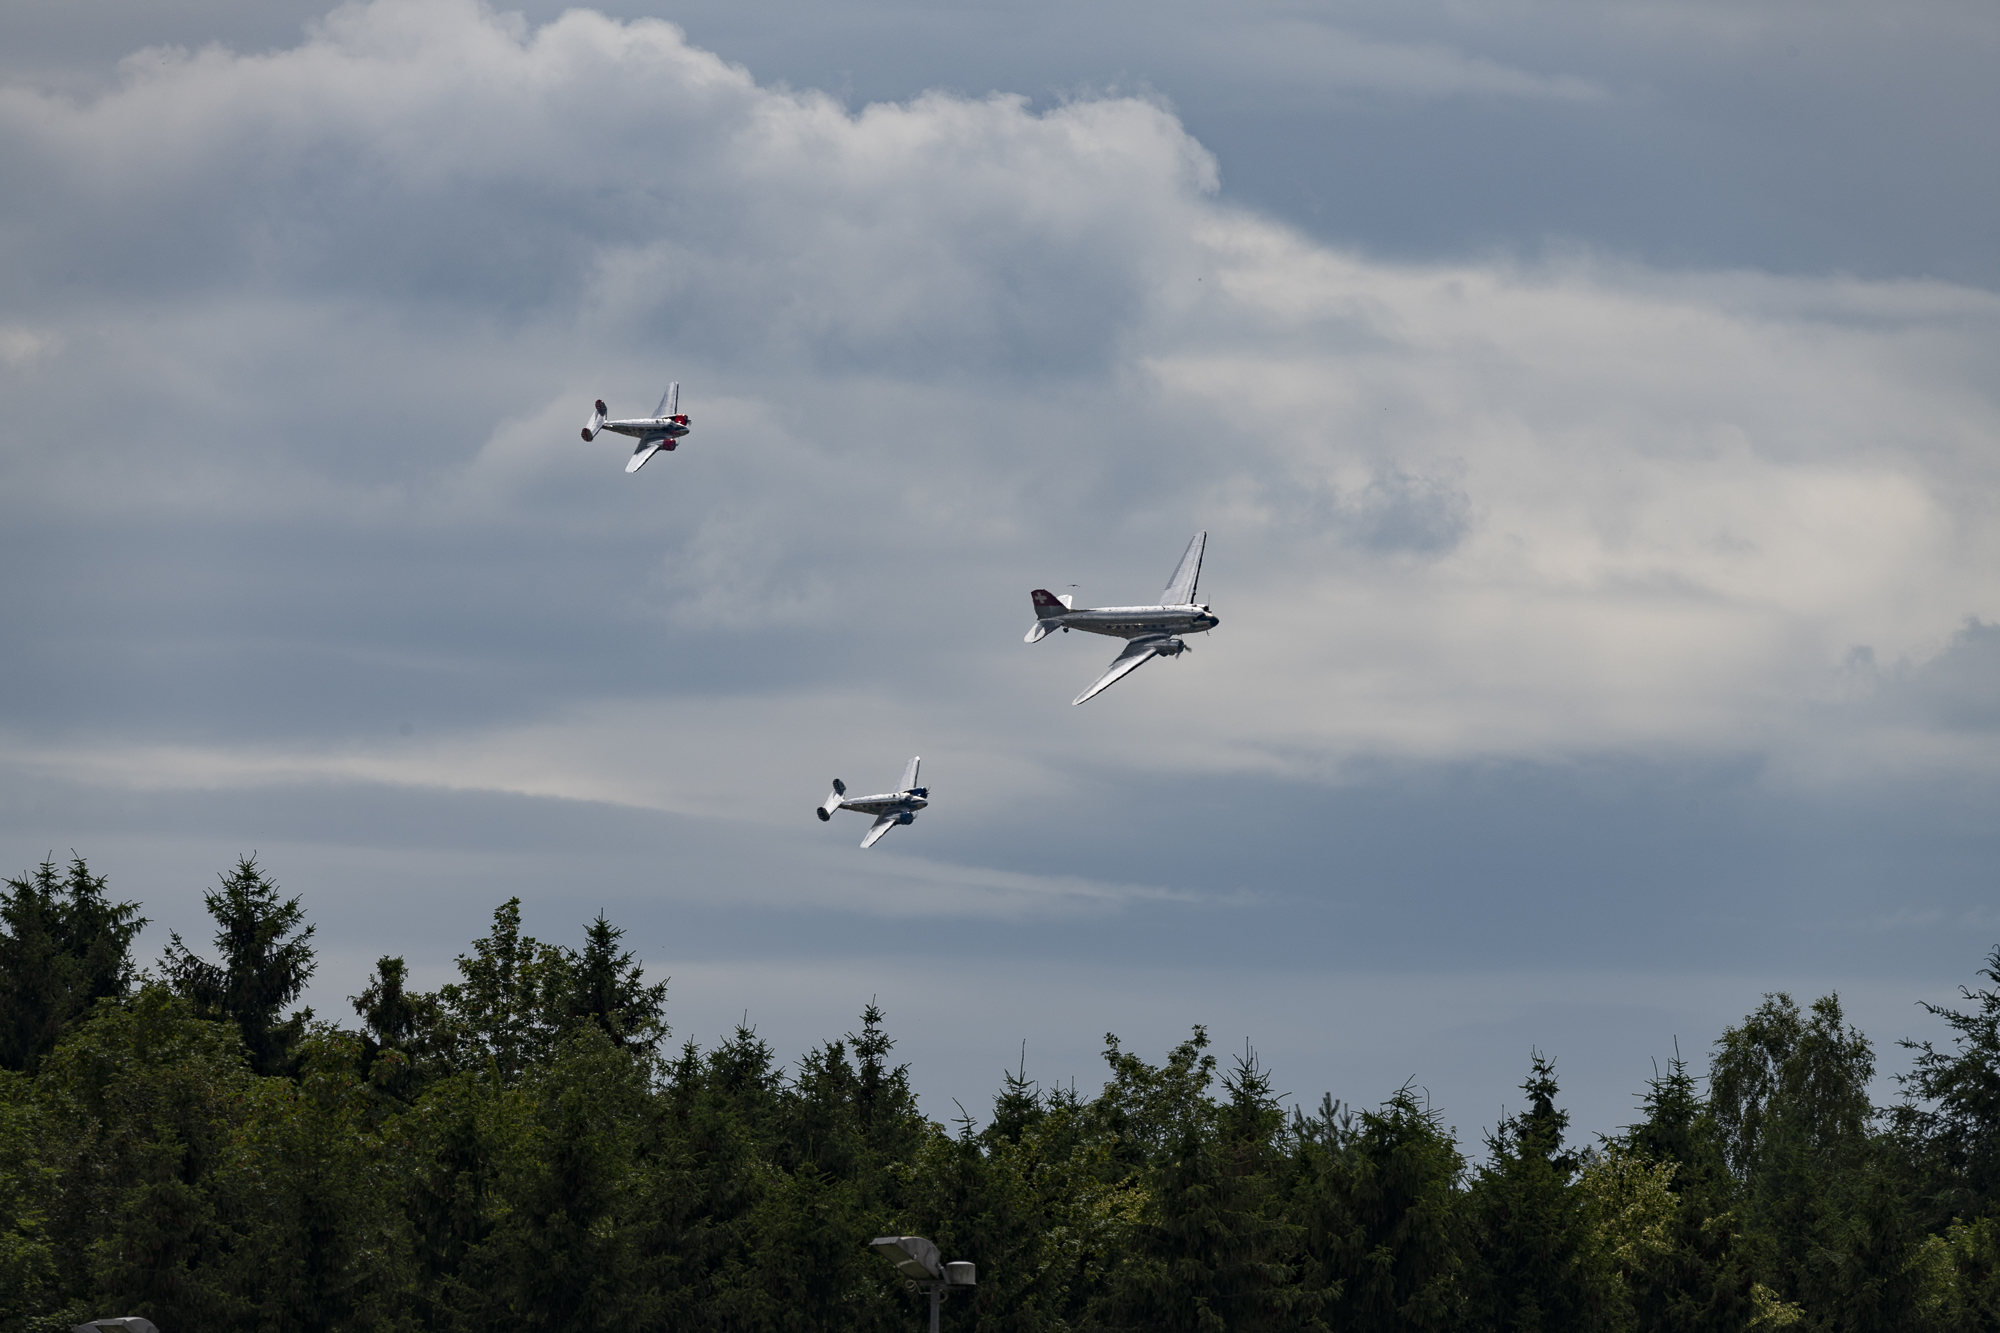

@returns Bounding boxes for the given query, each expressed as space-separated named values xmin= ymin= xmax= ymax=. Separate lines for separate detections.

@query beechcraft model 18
xmin=817 ymin=757 xmax=928 ymax=848
xmin=1025 ymin=532 xmax=1219 ymax=704
xmin=581 ymin=381 xmax=692 ymax=473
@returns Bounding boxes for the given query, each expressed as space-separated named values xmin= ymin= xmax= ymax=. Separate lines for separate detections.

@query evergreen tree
xmin=1603 ymin=1055 xmax=1756 ymax=1333
xmin=1893 ymin=944 xmax=2000 ymax=1227
xmin=563 ymin=914 xmax=668 ymax=1056
xmin=1296 ymin=1085 xmax=1464 ymax=1332
xmin=1101 ymin=1048 xmax=1321 ymax=1332
xmin=1461 ymin=1052 xmax=1620 ymax=1332
xmin=0 ymin=856 xmax=146 ymax=1073
xmin=349 ymin=954 xmax=447 ymax=1102
xmin=159 ymin=856 xmax=315 ymax=1078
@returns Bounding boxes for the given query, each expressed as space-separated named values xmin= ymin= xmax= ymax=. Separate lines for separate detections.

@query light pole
xmin=870 ymin=1234 xmax=976 ymax=1333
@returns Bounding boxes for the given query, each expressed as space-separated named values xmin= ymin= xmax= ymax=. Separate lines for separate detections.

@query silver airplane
xmin=580 ymin=381 xmax=692 ymax=473
xmin=817 ymin=757 xmax=928 ymax=849
xmin=1025 ymin=532 xmax=1219 ymax=704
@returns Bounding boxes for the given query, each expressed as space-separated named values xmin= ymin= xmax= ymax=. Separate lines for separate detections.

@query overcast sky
xmin=3 ymin=0 xmax=1997 ymax=1145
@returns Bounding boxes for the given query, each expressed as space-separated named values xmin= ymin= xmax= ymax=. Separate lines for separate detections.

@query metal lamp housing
xmin=870 ymin=1235 xmax=941 ymax=1282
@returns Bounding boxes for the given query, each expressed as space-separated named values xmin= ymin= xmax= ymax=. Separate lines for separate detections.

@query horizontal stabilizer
xmin=582 ymin=399 xmax=607 ymax=441
xmin=1025 ymin=619 xmax=1059 ymax=643
xmin=820 ymin=781 xmax=846 ymax=817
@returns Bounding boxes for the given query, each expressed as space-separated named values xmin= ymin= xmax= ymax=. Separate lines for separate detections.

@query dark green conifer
xmin=1893 ymin=944 xmax=2000 ymax=1227
xmin=1461 ymin=1052 xmax=1619 ymax=1332
xmin=563 ymin=914 xmax=668 ymax=1055
xmin=158 ymin=856 xmax=315 ymax=1078
xmin=0 ymin=856 xmax=145 ymax=1073
xmin=1297 ymin=1085 xmax=1464 ymax=1332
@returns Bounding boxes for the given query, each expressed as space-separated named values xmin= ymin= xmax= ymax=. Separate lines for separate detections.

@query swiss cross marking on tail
xmin=1031 ymin=589 xmax=1067 ymax=615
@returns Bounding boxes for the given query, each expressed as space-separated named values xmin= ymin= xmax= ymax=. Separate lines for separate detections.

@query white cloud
xmin=2 ymin=0 xmax=1997 ymax=843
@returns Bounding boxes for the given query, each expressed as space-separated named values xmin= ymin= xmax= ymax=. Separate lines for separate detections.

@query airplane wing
xmin=626 ymin=440 xmax=664 ymax=473
xmin=899 ymin=756 xmax=921 ymax=792
xmin=1161 ymin=531 xmax=1206 ymax=605
xmin=653 ymin=381 xmax=679 ymax=417
xmin=1073 ymin=638 xmax=1163 ymax=706
xmin=860 ymin=813 xmax=899 ymax=848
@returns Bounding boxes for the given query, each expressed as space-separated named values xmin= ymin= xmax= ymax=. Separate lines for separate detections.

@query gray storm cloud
xmin=2 ymin=0 xmax=1997 ymax=804
xmin=4 ymin=0 xmax=1999 ymax=1148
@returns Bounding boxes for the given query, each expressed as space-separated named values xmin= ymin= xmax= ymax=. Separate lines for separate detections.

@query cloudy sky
xmin=3 ymin=0 xmax=1997 ymax=1142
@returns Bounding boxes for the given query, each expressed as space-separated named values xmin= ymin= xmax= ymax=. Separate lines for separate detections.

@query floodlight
xmin=870 ymin=1235 xmax=941 ymax=1281
xmin=870 ymin=1235 xmax=977 ymax=1333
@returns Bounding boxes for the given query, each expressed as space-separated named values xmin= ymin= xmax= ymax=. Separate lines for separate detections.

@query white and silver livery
xmin=1025 ymin=532 xmax=1220 ymax=704
xmin=581 ymin=381 xmax=692 ymax=473
xmin=817 ymin=757 xmax=928 ymax=849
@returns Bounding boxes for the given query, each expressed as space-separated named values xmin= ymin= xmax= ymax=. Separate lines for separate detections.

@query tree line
xmin=2 ymin=853 xmax=1998 ymax=1332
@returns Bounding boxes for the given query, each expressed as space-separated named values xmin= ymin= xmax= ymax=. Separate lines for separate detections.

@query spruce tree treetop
xmin=159 ymin=856 xmax=316 ymax=1078
xmin=0 ymin=856 xmax=146 ymax=1073
xmin=564 ymin=913 xmax=668 ymax=1056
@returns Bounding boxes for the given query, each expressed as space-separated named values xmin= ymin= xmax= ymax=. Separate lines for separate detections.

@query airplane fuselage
xmin=837 ymin=791 xmax=928 ymax=818
xmin=603 ymin=415 xmax=691 ymax=445
xmin=1045 ymin=605 xmax=1220 ymax=639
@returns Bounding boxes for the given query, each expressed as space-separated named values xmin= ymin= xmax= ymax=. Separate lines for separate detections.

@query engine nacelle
xmin=1154 ymin=637 xmax=1187 ymax=657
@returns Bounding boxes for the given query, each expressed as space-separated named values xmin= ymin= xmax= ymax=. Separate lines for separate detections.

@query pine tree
xmin=158 ymin=856 xmax=315 ymax=1078
xmin=1604 ymin=1055 xmax=1756 ymax=1333
xmin=562 ymin=914 xmax=668 ymax=1056
xmin=1892 ymin=944 xmax=2000 ymax=1227
xmin=1297 ymin=1085 xmax=1464 ymax=1332
xmin=1461 ymin=1053 xmax=1620 ymax=1333
xmin=1101 ymin=1047 xmax=1320 ymax=1332
xmin=0 ymin=856 xmax=146 ymax=1073
xmin=349 ymin=954 xmax=447 ymax=1101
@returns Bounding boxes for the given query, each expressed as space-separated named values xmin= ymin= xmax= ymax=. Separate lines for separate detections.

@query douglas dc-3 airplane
xmin=818 ymin=757 xmax=928 ymax=849
xmin=581 ymin=381 xmax=691 ymax=473
xmin=1026 ymin=532 xmax=1219 ymax=704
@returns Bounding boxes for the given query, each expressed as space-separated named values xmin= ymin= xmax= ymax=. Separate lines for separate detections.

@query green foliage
xmin=9 ymin=853 xmax=2000 ymax=1333
xmin=1292 ymin=1085 xmax=1464 ymax=1332
xmin=1460 ymin=1052 xmax=1622 ymax=1332
xmin=0 ymin=1071 xmax=58 ymax=1333
xmin=159 ymin=856 xmax=317 ymax=1077
xmin=1894 ymin=945 xmax=2000 ymax=1228
xmin=0 ymin=857 xmax=145 ymax=1073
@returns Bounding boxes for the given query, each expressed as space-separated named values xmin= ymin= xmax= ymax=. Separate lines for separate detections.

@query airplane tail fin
xmin=1026 ymin=589 xmax=1070 ymax=642
xmin=818 ymin=779 xmax=846 ymax=820
xmin=654 ymin=381 xmax=679 ymax=418
xmin=582 ymin=399 xmax=606 ymax=441
xmin=1031 ymin=589 xmax=1070 ymax=615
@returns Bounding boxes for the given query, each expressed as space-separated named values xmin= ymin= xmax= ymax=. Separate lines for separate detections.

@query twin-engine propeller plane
xmin=581 ymin=381 xmax=691 ymax=473
xmin=817 ymin=757 xmax=928 ymax=848
xmin=1026 ymin=532 xmax=1219 ymax=704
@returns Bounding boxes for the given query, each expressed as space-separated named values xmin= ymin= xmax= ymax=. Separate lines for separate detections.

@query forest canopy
xmin=2 ymin=854 xmax=1998 ymax=1332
